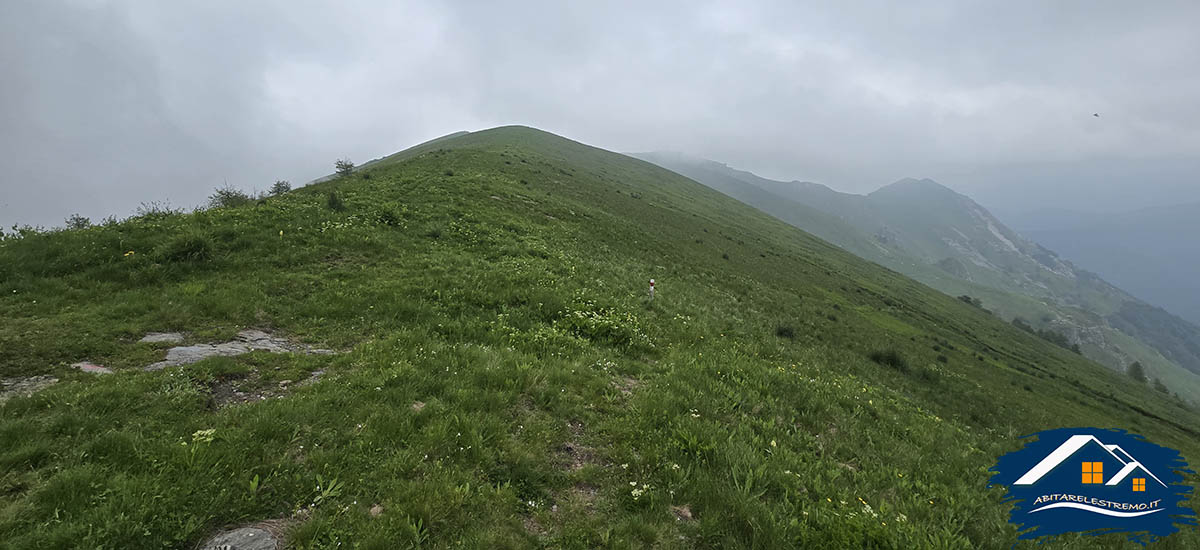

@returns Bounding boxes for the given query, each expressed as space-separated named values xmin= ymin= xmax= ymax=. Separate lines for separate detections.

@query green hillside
xmin=634 ymin=153 xmax=1200 ymax=405
xmin=2 ymin=126 xmax=1198 ymax=548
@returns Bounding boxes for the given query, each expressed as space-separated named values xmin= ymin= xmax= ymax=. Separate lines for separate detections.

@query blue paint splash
xmin=989 ymin=427 xmax=1195 ymax=545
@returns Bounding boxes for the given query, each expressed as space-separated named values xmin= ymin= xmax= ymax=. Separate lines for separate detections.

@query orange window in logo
xmin=1133 ymin=478 xmax=1146 ymax=492
xmin=1081 ymin=462 xmax=1104 ymax=484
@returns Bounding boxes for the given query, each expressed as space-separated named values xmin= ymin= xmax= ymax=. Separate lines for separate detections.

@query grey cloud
xmin=3 ymin=1 xmax=1199 ymax=228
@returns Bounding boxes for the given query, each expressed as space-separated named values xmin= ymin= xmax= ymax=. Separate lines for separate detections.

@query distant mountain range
xmin=1012 ymin=203 xmax=1200 ymax=327
xmin=634 ymin=152 xmax=1200 ymax=402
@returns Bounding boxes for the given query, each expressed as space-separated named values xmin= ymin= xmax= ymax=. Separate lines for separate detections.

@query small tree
xmin=1153 ymin=378 xmax=1169 ymax=393
xmin=269 ymin=180 xmax=291 ymax=196
xmin=208 ymin=185 xmax=253 ymax=209
xmin=1127 ymin=361 xmax=1148 ymax=384
xmin=335 ymin=158 xmax=354 ymax=177
xmin=64 ymin=213 xmax=91 ymax=230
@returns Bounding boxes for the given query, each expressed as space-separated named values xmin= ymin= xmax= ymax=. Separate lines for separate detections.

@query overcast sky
xmin=3 ymin=1 xmax=1199 ymax=228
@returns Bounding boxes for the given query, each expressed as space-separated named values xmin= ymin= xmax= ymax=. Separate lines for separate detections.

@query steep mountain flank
xmin=636 ymin=152 xmax=1200 ymax=401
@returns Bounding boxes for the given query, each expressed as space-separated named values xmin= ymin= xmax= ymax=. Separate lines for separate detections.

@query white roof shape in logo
xmin=1013 ymin=434 xmax=1167 ymax=488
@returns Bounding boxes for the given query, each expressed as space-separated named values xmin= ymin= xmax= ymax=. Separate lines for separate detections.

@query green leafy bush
xmin=377 ymin=209 xmax=402 ymax=227
xmin=208 ymin=185 xmax=254 ymax=209
xmin=327 ymin=191 xmax=346 ymax=211
xmin=555 ymin=294 xmax=651 ymax=350
xmin=868 ymin=349 xmax=909 ymax=373
xmin=64 ymin=214 xmax=91 ymax=230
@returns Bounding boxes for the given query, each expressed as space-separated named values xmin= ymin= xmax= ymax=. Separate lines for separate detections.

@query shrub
xmin=361 ymin=172 xmax=372 ymax=180
xmin=64 ymin=214 xmax=91 ymax=230
xmin=936 ymin=354 xmax=949 ymax=364
xmin=775 ymin=325 xmax=796 ymax=340
xmin=335 ymin=159 xmax=354 ymax=177
xmin=156 ymin=233 xmax=213 ymax=263
xmin=269 ymin=180 xmax=291 ymax=196
xmin=327 ymin=191 xmax=346 ymax=211
xmin=377 ymin=209 xmax=401 ymax=227
xmin=208 ymin=185 xmax=253 ymax=209
xmin=1011 ymin=317 xmax=1034 ymax=333
xmin=556 ymin=297 xmax=651 ymax=350
xmin=444 ymin=170 xmax=455 ymax=177
xmin=868 ymin=349 xmax=909 ymax=373
xmin=135 ymin=201 xmax=181 ymax=219
xmin=1127 ymin=361 xmax=1148 ymax=384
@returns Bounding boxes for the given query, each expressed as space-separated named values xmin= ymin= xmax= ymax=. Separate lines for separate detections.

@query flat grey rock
xmin=0 ymin=375 xmax=58 ymax=402
xmin=139 ymin=332 xmax=185 ymax=344
xmin=144 ymin=330 xmax=334 ymax=371
xmin=200 ymin=527 xmax=277 ymax=550
xmin=71 ymin=361 xmax=113 ymax=374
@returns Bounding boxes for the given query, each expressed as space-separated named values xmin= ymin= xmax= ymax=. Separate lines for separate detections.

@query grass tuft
xmin=868 ymin=349 xmax=909 ymax=373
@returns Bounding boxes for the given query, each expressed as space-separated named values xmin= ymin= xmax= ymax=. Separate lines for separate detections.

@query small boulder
xmin=140 ymin=332 xmax=185 ymax=344
xmin=0 ymin=375 xmax=58 ymax=403
xmin=71 ymin=362 xmax=113 ymax=375
xmin=200 ymin=527 xmax=278 ymax=550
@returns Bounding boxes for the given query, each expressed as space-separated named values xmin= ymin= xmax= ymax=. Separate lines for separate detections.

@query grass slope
xmin=1 ymin=126 xmax=1198 ymax=549
xmin=634 ymin=153 xmax=1200 ymax=402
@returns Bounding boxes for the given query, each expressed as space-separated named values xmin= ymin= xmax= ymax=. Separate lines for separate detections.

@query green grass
xmin=636 ymin=154 xmax=1200 ymax=401
xmin=1 ymin=126 xmax=1198 ymax=548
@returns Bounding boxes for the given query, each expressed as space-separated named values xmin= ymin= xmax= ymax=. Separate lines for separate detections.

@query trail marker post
xmin=649 ymin=279 xmax=655 ymax=301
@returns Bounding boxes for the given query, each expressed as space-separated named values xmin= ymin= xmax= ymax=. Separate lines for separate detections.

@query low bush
xmin=208 ymin=185 xmax=254 ymax=209
xmin=327 ymin=191 xmax=346 ymax=211
xmin=155 ymin=233 xmax=213 ymax=263
xmin=868 ymin=349 xmax=909 ymax=373
xmin=377 ymin=209 xmax=402 ymax=227
xmin=64 ymin=214 xmax=91 ymax=230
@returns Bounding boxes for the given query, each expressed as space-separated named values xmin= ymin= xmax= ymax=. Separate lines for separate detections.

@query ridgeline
xmin=1 ymin=126 xmax=1196 ymax=548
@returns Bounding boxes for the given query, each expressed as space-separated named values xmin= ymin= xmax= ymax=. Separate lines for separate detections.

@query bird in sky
xmin=1093 ymin=113 xmax=1100 ymax=117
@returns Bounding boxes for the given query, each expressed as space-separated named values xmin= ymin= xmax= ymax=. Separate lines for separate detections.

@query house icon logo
xmin=990 ymin=427 xmax=1195 ymax=545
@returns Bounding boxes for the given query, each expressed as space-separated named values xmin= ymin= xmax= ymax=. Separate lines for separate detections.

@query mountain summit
xmin=870 ymin=177 xmax=956 ymax=196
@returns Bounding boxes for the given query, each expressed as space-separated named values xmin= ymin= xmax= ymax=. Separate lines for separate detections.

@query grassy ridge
xmin=1 ymin=126 xmax=1197 ymax=548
